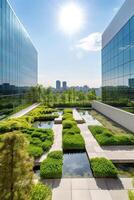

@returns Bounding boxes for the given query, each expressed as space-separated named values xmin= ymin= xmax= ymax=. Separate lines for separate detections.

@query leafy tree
xmin=0 ymin=132 xmax=33 ymax=200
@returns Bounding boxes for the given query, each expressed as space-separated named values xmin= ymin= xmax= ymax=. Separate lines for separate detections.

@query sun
xmin=59 ymin=2 xmax=84 ymax=35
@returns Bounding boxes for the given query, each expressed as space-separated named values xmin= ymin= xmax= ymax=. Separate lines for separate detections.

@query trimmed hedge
xmin=40 ymin=151 xmax=63 ymax=179
xmin=30 ymin=183 xmax=52 ymax=200
xmin=89 ymin=126 xmax=134 ymax=146
xmin=22 ymin=128 xmax=54 ymax=158
xmin=52 ymin=102 xmax=91 ymax=108
xmin=62 ymin=109 xmax=85 ymax=151
xmin=90 ymin=157 xmax=118 ymax=178
xmin=63 ymin=134 xmax=85 ymax=150
xmin=29 ymin=106 xmax=59 ymax=122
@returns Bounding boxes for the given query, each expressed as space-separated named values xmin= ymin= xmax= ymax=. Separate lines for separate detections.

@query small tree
xmin=0 ymin=131 xmax=33 ymax=200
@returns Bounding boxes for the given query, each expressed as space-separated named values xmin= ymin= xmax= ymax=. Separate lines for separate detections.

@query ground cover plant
xmin=0 ymin=116 xmax=32 ymax=134
xmin=22 ymin=127 xmax=54 ymax=158
xmin=90 ymin=157 xmax=118 ymax=178
xmin=89 ymin=125 xmax=134 ymax=146
xmin=62 ymin=109 xmax=85 ymax=150
xmin=28 ymin=106 xmax=59 ymax=121
xmin=30 ymin=183 xmax=52 ymax=200
xmin=40 ymin=151 xmax=63 ymax=179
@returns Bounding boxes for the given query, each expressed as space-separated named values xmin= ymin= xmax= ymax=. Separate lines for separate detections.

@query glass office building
xmin=0 ymin=0 xmax=37 ymax=117
xmin=102 ymin=0 xmax=134 ymax=104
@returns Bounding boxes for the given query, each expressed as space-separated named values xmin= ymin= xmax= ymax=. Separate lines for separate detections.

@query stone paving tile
xmin=90 ymin=190 xmax=112 ymax=200
xmin=52 ymin=179 xmax=72 ymax=190
xmin=120 ymin=178 xmax=134 ymax=190
xmin=87 ymin=178 xmax=108 ymax=190
xmin=53 ymin=190 xmax=72 ymax=200
xmin=109 ymin=190 xmax=129 ymax=200
xmin=105 ymin=178 xmax=125 ymax=190
xmin=72 ymin=190 xmax=91 ymax=200
xmin=72 ymin=179 xmax=89 ymax=190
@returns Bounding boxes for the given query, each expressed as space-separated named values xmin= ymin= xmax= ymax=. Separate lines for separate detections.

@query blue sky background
xmin=9 ymin=0 xmax=125 ymax=88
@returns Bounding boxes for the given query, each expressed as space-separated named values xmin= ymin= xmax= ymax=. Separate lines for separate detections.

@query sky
xmin=9 ymin=0 xmax=125 ymax=88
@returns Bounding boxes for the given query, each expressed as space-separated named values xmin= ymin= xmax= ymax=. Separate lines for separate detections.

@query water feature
xmin=78 ymin=110 xmax=102 ymax=126
xmin=33 ymin=121 xmax=54 ymax=129
xmin=116 ymin=163 xmax=134 ymax=178
xmin=62 ymin=151 xmax=93 ymax=178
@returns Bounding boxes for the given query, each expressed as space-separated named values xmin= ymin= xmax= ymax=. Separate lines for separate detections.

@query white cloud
xmin=75 ymin=32 xmax=102 ymax=52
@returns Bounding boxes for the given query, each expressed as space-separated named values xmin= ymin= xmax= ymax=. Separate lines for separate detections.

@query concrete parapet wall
xmin=92 ymin=101 xmax=134 ymax=133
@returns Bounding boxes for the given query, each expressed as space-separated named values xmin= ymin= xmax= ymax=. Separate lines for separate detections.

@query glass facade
xmin=102 ymin=15 xmax=134 ymax=103
xmin=0 ymin=0 xmax=37 ymax=117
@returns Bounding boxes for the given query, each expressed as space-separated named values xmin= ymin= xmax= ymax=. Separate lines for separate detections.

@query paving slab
xmin=72 ymin=190 xmax=91 ymax=200
xmin=109 ymin=190 xmax=130 ymax=200
xmin=72 ymin=179 xmax=89 ymax=190
xmin=90 ymin=190 xmax=112 ymax=200
xmin=53 ymin=190 xmax=72 ymax=200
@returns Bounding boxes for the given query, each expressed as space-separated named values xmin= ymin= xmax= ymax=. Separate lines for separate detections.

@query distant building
xmin=129 ymin=78 xmax=134 ymax=88
xmin=62 ymin=81 xmax=67 ymax=90
xmin=56 ymin=80 xmax=61 ymax=91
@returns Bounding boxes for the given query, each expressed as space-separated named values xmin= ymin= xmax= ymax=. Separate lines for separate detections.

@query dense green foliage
xmin=0 ymin=116 xmax=32 ymax=134
xmin=28 ymin=106 xmax=59 ymax=121
xmin=40 ymin=151 xmax=63 ymax=179
xmin=0 ymin=132 xmax=33 ymax=200
xmin=30 ymin=183 xmax=52 ymax=200
xmin=62 ymin=109 xmax=85 ymax=150
xmin=90 ymin=157 xmax=118 ymax=178
xmin=22 ymin=128 xmax=54 ymax=158
xmin=89 ymin=126 xmax=134 ymax=145
xmin=128 ymin=191 xmax=134 ymax=200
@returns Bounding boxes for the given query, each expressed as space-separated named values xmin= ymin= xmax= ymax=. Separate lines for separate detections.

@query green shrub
xmin=42 ymin=140 xmax=53 ymax=151
xmin=48 ymin=151 xmax=63 ymax=160
xmin=63 ymin=109 xmax=73 ymax=114
xmin=62 ymin=120 xmax=77 ymax=129
xmin=30 ymin=183 xmax=52 ymax=200
xmin=0 ymin=117 xmax=31 ymax=133
xmin=62 ymin=126 xmax=80 ymax=135
xmin=89 ymin=125 xmax=134 ymax=146
xmin=40 ymin=151 xmax=63 ymax=179
xmin=128 ymin=190 xmax=134 ymax=200
xmin=30 ymin=138 xmax=42 ymax=147
xmin=28 ymin=145 xmax=43 ymax=158
xmin=63 ymin=134 xmax=85 ymax=150
xmin=90 ymin=157 xmax=118 ymax=178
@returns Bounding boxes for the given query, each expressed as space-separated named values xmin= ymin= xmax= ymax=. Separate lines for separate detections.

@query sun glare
xmin=59 ymin=3 xmax=85 ymax=35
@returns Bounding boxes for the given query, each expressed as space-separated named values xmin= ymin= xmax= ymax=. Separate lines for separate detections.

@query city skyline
xmin=9 ymin=0 xmax=125 ymax=87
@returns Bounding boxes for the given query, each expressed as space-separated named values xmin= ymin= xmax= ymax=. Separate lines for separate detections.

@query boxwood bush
xmin=89 ymin=125 xmax=134 ymax=146
xmin=40 ymin=151 xmax=63 ymax=179
xmin=22 ymin=127 xmax=54 ymax=158
xmin=62 ymin=109 xmax=85 ymax=151
xmin=63 ymin=134 xmax=85 ymax=150
xmin=30 ymin=183 xmax=52 ymax=200
xmin=90 ymin=157 xmax=118 ymax=178
xmin=29 ymin=106 xmax=59 ymax=122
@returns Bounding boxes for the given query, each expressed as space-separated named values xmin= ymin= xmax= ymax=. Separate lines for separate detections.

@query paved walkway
xmin=37 ymin=124 xmax=62 ymax=163
xmin=44 ymin=178 xmax=133 ymax=200
xmin=9 ymin=103 xmax=40 ymax=118
xmin=78 ymin=123 xmax=108 ymax=159
xmin=73 ymin=109 xmax=85 ymax=123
